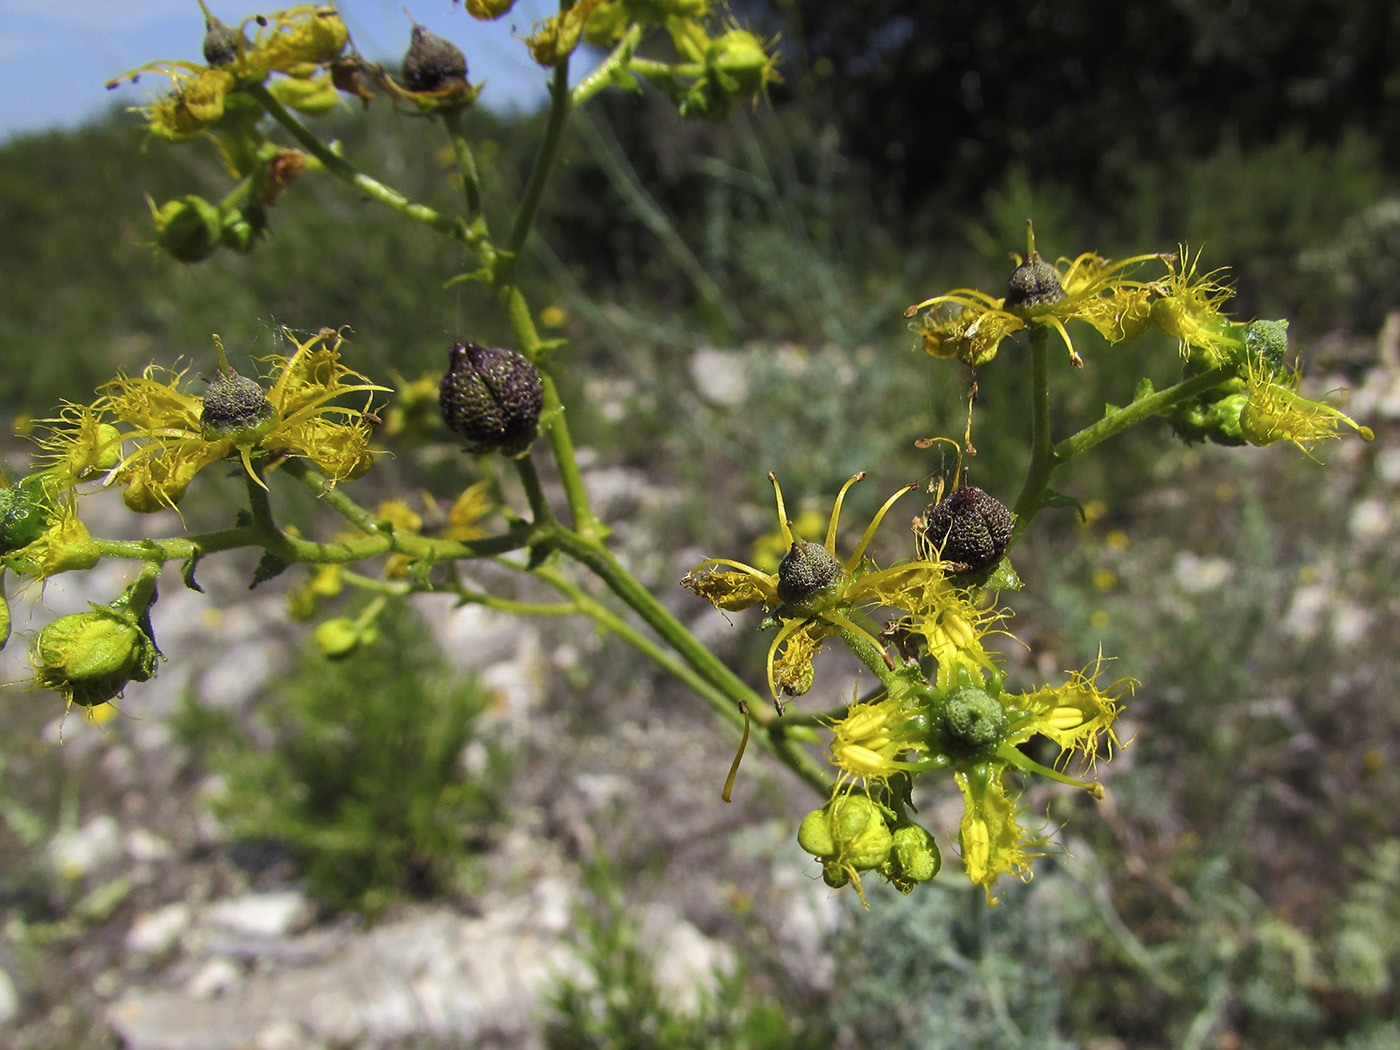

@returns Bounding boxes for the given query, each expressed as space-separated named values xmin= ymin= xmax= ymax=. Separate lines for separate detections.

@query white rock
xmin=186 ymin=957 xmax=244 ymax=1000
xmin=0 ymin=966 xmax=19 ymax=1026
xmin=689 ymin=347 xmax=750 ymax=406
xmin=47 ymin=814 xmax=123 ymax=880
xmin=206 ymin=890 xmax=311 ymax=939
xmin=125 ymin=828 xmax=176 ymax=864
xmin=127 ymin=901 xmax=194 ymax=956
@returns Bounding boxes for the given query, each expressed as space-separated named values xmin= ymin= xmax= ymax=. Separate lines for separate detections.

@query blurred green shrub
xmin=175 ymin=607 xmax=510 ymax=916
xmin=545 ymin=859 xmax=829 ymax=1050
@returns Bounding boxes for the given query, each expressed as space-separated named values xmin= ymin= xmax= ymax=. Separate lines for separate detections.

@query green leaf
xmin=1042 ymin=489 xmax=1087 ymax=521
xmin=249 ymin=551 xmax=288 ymax=589
xmin=181 ymin=555 xmax=205 ymax=593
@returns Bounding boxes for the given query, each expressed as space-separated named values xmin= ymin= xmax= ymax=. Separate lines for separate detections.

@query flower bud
xmin=799 ymin=793 xmax=893 ymax=872
xmin=775 ymin=539 xmax=845 ymax=610
xmin=1 ymin=590 xmax=11 ymax=652
xmin=937 ymin=684 xmax=1008 ymax=759
xmin=466 ymin=0 xmax=516 ymax=20
xmin=0 ymin=480 xmax=55 ymax=555
xmin=882 ymin=821 xmax=941 ymax=891
xmin=439 ymin=342 xmax=544 ymax=456
xmin=916 ymin=485 xmax=1015 ymax=575
xmin=1004 ymin=252 xmax=1065 ymax=316
xmin=201 ymin=368 xmax=277 ymax=444
xmin=402 ymin=25 xmax=468 ymax=93
xmin=313 ymin=616 xmax=377 ymax=659
xmin=34 ymin=608 xmax=157 ymax=708
xmin=151 ymin=195 xmax=223 ymax=264
xmin=711 ymin=29 xmax=771 ymax=97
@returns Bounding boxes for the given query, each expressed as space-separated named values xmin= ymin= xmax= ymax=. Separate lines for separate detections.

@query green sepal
xmin=982 ymin=557 xmax=1023 ymax=592
xmin=249 ymin=551 xmax=288 ymax=589
xmin=1042 ymin=488 xmax=1087 ymax=521
xmin=181 ymin=555 xmax=205 ymax=593
xmin=445 ymin=267 xmax=494 ymax=287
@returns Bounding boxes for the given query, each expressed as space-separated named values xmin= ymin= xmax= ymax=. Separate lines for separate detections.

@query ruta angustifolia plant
xmin=0 ymin=3 xmax=1374 ymax=907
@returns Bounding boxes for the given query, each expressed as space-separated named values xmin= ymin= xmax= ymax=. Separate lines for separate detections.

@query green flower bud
xmin=1243 ymin=319 xmax=1289 ymax=378
xmin=34 ymin=608 xmax=158 ymax=708
xmin=711 ymin=29 xmax=771 ymax=97
xmin=1167 ymin=390 xmax=1248 ymax=446
xmin=1004 ymin=252 xmax=1065 ymax=316
xmin=1 ymin=588 xmax=11 ymax=652
xmin=439 ymin=342 xmax=544 ymax=456
xmin=916 ymin=485 xmax=1015 ymax=575
xmin=151 ymin=195 xmax=222 ymax=264
xmin=201 ymin=368 xmax=277 ymax=444
xmin=466 ymin=0 xmax=516 ymax=19
xmin=937 ymin=684 xmax=1008 ymax=759
xmin=797 ymin=806 xmax=836 ymax=858
xmin=0 ymin=480 xmax=56 ymax=555
xmin=313 ymin=617 xmax=377 ymax=660
xmin=776 ymin=539 xmax=845 ymax=610
xmin=402 ymin=25 xmax=468 ymax=93
xmin=220 ymin=204 xmax=267 ymax=254
xmin=882 ymin=821 xmax=941 ymax=891
xmin=800 ymin=793 xmax=893 ymax=872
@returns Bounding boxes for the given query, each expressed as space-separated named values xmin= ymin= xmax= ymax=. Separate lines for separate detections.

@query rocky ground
xmin=0 ymin=464 xmax=844 ymax=1050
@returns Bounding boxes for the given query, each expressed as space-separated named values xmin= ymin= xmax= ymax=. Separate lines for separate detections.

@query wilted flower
xmin=906 ymin=223 xmax=1163 ymax=367
xmin=36 ymin=328 xmax=384 ymax=512
xmin=682 ymin=472 xmax=957 ymax=709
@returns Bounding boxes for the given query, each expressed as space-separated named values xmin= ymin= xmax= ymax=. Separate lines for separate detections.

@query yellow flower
xmin=120 ymin=61 xmax=237 ymax=140
xmin=49 ymin=328 xmax=385 ymax=512
xmin=682 ymin=472 xmax=954 ymax=709
xmin=1149 ymin=247 xmax=1236 ymax=362
xmin=906 ymin=223 xmax=1164 ymax=367
xmin=444 ymin=480 xmax=495 ymax=542
xmin=955 ymin=763 xmax=1044 ymax=903
xmin=826 ymin=692 xmax=929 ymax=786
xmin=7 ymin=496 xmax=101 ymax=579
xmin=247 ymin=5 xmax=350 ymax=78
xmin=1004 ymin=656 xmax=1131 ymax=770
xmin=1240 ymin=365 xmax=1374 ymax=455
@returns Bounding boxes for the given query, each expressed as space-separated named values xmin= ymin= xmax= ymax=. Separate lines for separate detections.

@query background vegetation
xmin=2 ymin=1 xmax=1399 ymax=1047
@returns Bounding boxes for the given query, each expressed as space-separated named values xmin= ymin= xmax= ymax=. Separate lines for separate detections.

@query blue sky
xmin=0 ymin=0 xmax=571 ymax=143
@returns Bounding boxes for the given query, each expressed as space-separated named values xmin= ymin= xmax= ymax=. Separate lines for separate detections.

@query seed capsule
xmin=201 ymin=369 xmax=277 ymax=444
xmin=1004 ymin=252 xmax=1065 ymax=316
xmin=402 ymin=25 xmax=468 ymax=93
xmin=439 ymin=342 xmax=544 ymax=457
xmin=916 ymin=485 xmax=1015 ymax=575
xmin=775 ymin=539 xmax=845 ymax=611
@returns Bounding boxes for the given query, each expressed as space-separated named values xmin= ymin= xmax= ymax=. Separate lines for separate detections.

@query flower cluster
xmin=1 ymin=328 xmax=384 ymax=586
xmin=682 ymin=471 xmax=979 ymax=709
xmin=907 ymin=226 xmax=1373 ymax=455
xmin=682 ymin=465 xmax=1133 ymax=902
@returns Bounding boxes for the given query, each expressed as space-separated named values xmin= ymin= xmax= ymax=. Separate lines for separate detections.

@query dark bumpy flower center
xmin=918 ymin=485 xmax=1015 ymax=574
xmin=201 ymin=370 xmax=276 ymax=442
xmin=776 ymin=539 xmax=845 ymax=609
xmin=439 ymin=341 xmax=544 ymax=456
xmin=402 ymin=25 xmax=468 ymax=93
xmin=1005 ymin=252 xmax=1066 ymax=315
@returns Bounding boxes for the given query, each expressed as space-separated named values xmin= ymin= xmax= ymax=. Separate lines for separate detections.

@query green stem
xmin=836 ymin=621 xmax=900 ymax=689
xmin=1053 ymin=365 xmax=1236 ymax=460
xmin=570 ymin=24 xmax=645 ymax=108
xmin=439 ymin=105 xmax=487 ymax=226
xmin=244 ymin=81 xmax=478 ymax=248
xmin=492 ymin=58 xmax=599 ymax=539
xmin=1010 ymin=326 xmax=1055 ymax=545
xmin=505 ymin=59 xmax=571 ymax=259
xmin=533 ymin=560 xmax=831 ymax=797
